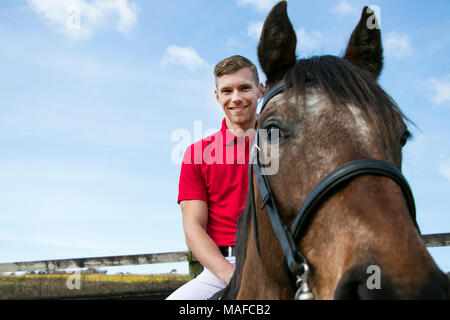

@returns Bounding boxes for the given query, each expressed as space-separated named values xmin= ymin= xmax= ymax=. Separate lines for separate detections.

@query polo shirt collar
xmin=221 ymin=118 xmax=255 ymax=146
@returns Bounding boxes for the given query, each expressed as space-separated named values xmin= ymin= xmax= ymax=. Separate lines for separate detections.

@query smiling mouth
xmin=229 ymin=105 xmax=249 ymax=113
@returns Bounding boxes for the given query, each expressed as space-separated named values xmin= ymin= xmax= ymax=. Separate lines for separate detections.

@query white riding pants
xmin=166 ymin=256 xmax=235 ymax=300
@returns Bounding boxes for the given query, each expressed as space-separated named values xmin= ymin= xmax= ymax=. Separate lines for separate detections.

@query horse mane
xmin=211 ymin=54 xmax=413 ymax=300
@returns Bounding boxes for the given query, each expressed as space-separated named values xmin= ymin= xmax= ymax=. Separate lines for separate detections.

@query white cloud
xmin=27 ymin=0 xmax=139 ymax=40
xmin=439 ymin=158 xmax=450 ymax=182
xmin=247 ymin=21 xmax=263 ymax=40
xmin=384 ymin=32 xmax=413 ymax=60
xmin=331 ymin=0 xmax=358 ymax=15
xmin=428 ymin=76 xmax=450 ymax=105
xmin=237 ymin=0 xmax=278 ymax=12
xmin=161 ymin=45 xmax=208 ymax=71
xmin=296 ymin=28 xmax=324 ymax=55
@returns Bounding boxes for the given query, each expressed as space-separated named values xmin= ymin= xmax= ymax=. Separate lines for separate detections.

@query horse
xmin=214 ymin=2 xmax=449 ymax=299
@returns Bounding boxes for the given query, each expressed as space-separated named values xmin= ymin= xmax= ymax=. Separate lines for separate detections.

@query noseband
xmin=249 ymin=81 xmax=420 ymax=300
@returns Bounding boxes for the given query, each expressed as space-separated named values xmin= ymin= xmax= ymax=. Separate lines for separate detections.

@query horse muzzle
xmin=333 ymin=264 xmax=449 ymax=300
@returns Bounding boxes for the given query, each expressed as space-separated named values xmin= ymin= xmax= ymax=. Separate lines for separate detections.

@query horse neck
xmin=236 ymin=221 xmax=292 ymax=299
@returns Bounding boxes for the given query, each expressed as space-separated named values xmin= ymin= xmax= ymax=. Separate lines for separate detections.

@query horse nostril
xmin=334 ymin=265 xmax=401 ymax=300
xmin=447 ymin=273 xmax=450 ymax=299
xmin=333 ymin=276 xmax=360 ymax=300
xmin=412 ymin=270 xmax=450 ymax=300
xmin=335 ymin=266 xmax=450 ymax=300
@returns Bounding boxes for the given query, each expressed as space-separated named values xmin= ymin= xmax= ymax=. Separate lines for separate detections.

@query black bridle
xmin=249 ymin=81 xmax=420 ymax=299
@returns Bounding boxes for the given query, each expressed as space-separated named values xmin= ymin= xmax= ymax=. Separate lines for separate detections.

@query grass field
xmin=0 ymin=272 xmax=189 ymax=299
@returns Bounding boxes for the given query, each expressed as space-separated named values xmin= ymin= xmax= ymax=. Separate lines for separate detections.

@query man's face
xmin=215 ymin=67 xmax=263 ymax=131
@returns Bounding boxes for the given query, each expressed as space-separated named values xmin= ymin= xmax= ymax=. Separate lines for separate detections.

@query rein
xmin=249 ymin=81 xmax=420 ymax=300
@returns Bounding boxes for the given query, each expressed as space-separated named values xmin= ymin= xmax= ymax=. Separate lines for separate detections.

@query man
xmin=166 ymin=55 xmax=264 ymax=300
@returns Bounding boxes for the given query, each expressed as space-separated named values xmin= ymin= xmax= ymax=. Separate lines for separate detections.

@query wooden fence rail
xmin=0 ymin=233 xmax=449 ymax=277
xmin=421 ymin=233 xmax=450 ymax=247
xmin=0 ymin=251 xmax=202 ymax=279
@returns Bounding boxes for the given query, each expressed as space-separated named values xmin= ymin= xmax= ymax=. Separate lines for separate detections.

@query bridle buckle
xmin=294 ymin=263 xmax=315 ymax=300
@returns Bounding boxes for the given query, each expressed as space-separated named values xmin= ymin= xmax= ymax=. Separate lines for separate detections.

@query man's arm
xmin=180 ymin=200 xmax=234 ymax=284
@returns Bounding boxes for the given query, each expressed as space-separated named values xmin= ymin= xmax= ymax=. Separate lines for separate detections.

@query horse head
xmin=230 ymin=1 xmax=448 ymax=300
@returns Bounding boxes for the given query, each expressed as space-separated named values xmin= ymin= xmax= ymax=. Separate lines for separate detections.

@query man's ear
xmin=215 ymin=88 xmax=220 ymax=103
xmin=257 ymin=83 xmax=264 ymax=99
xmin=258 ymin=1 xmax=297 ymax=88
xmin=343 ymin=6 xmax=383 ymax=80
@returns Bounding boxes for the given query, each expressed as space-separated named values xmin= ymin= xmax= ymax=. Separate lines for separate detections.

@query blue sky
xmin=0 ymin=0 xmax=449 ymax=275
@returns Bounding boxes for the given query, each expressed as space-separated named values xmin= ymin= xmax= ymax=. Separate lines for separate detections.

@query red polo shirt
xmin=177 ymin=118 xmax=255 ymax=246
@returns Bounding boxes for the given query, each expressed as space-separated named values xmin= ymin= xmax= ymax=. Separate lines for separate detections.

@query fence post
xmin=187 ymin=251 xmax=203 ymax=279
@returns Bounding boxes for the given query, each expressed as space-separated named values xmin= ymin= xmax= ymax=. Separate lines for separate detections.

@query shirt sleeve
xmin=177 ymin=144 xmax=208 ymax=204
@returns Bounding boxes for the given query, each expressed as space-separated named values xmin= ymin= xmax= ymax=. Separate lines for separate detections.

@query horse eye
xmin=400 ymin=130 xmax=411 ymax=147
xmin=264 ymin=125 xmax=286 ymax=144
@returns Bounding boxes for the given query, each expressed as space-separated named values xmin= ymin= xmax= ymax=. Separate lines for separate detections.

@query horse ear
xmin=258 ymin=1 xmax=297 ymax=87
xmin=344 ymin=6 xmax=383 ymax=79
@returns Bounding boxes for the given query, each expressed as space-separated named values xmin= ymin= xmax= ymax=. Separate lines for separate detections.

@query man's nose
xmin=231 ymin=90 xmax=242 ymax=104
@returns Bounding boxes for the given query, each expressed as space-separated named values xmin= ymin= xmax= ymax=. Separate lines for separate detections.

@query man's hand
xmin=222 ymin=265 xmax=235 ymax=285
xmin=180 ymin=200 xmax=235 ymax=284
